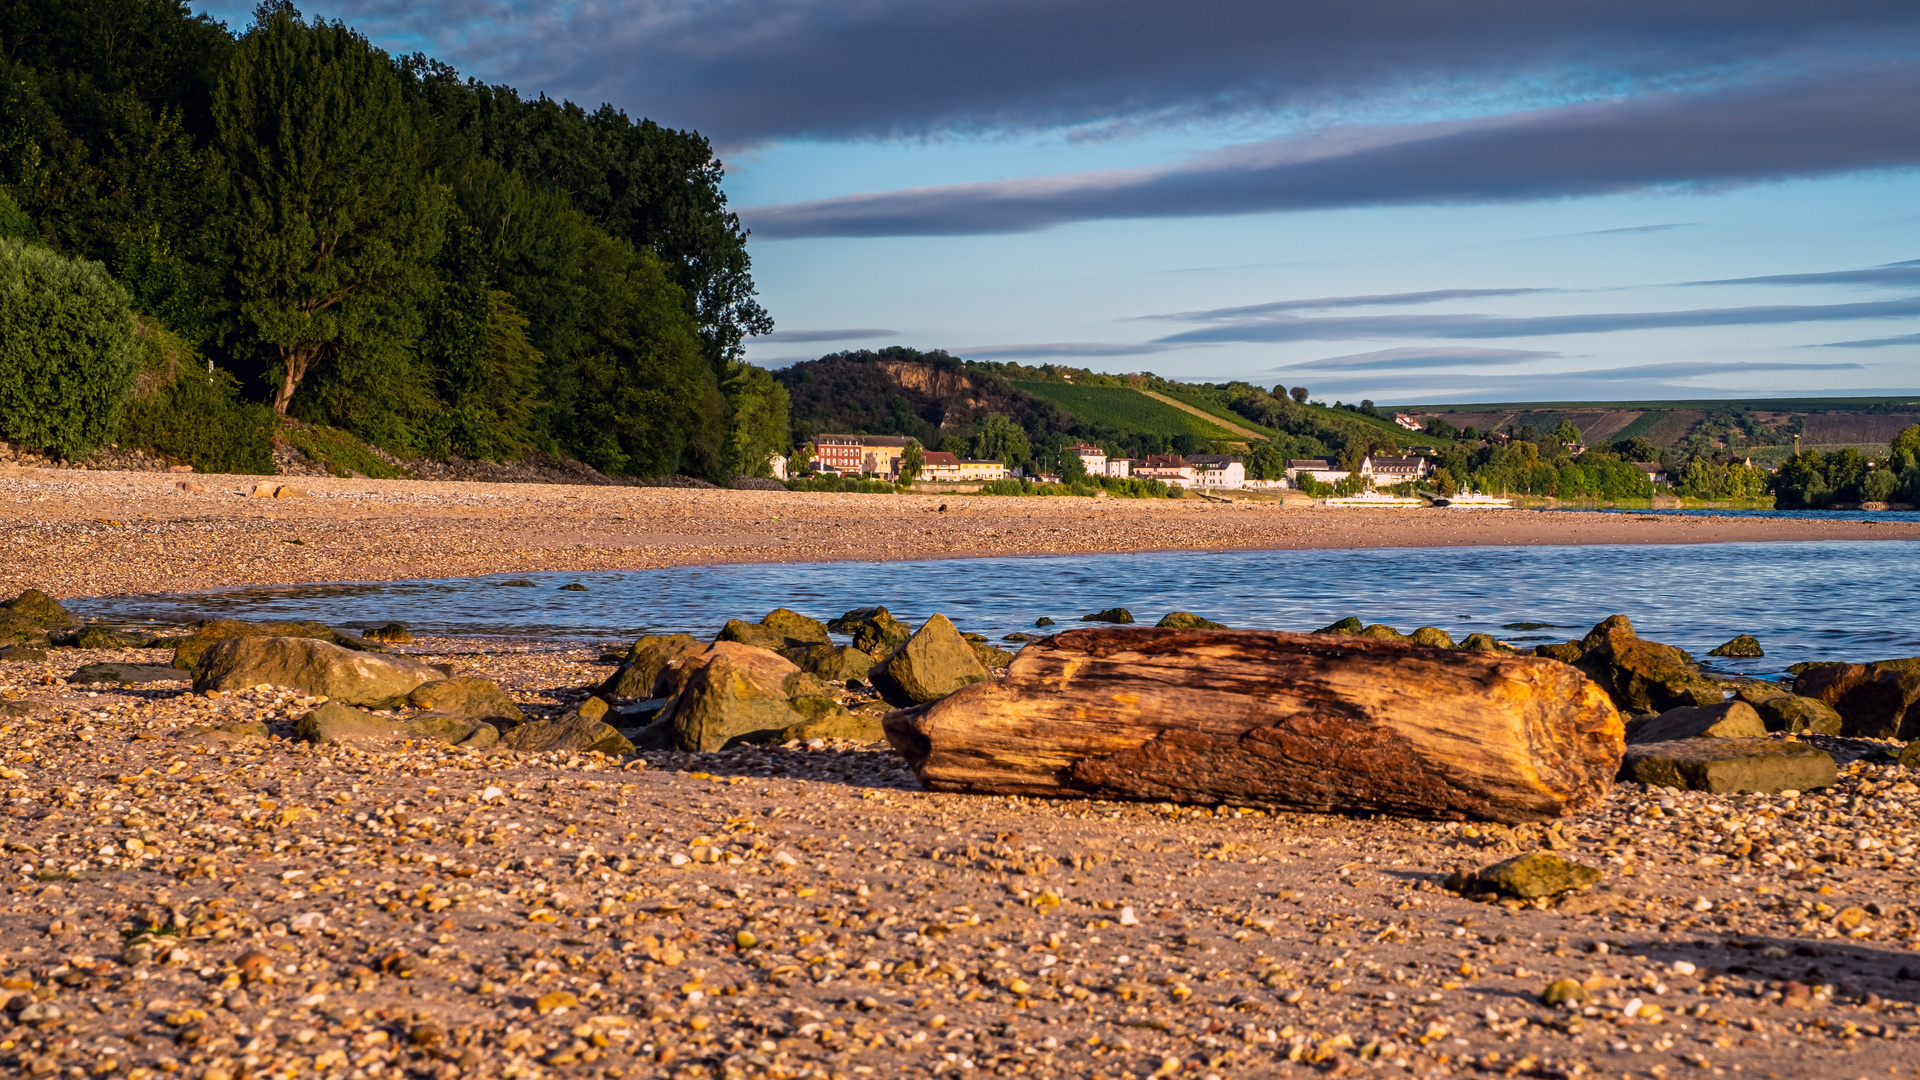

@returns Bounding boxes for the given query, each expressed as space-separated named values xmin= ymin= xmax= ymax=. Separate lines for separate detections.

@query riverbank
xmin=6 ymin=467 xmax=1920 ymax=599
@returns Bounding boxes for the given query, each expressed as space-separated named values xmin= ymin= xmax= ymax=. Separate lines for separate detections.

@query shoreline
xmin=7 ymin=466 xmax=1920 ymax=600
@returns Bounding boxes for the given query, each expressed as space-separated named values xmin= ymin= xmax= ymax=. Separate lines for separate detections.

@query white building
xmin=1287 ymin=457 xmax=1356 ymax=486
xmin=1106 ymin=457 xmax=1133 ymax=479
xmin=1067 ymin=443 xmax=1107 ymax=477
xmin=1185 ymin=453 xmax=1246 ymax=490
xmin=768 ymin=453 xmax=788 ymax=480
xmin=957 ymin=459 xmax=1008 ymax=481
xmin=1135 ymin=454 xmax=1197 ymax=485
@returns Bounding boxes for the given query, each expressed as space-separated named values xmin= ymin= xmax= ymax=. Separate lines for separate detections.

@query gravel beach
xmin=5 ymin=468 xmax=1920 ymax=1080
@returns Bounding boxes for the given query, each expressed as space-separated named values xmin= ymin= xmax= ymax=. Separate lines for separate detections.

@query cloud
xmin=280 ymin=1 xmax=1920 ymax=148
xmin=951 ymin=342 xmax=1178 ymax=359
xmin=1159 ymin=289 xmax=1555 ymax=322
xmin=1270 ymin=365 xmax=1884 ymax=405
xmin=1273 ymin=346 xmax=1560 ymax=372
xmin=1816 ymin=331 xmax=1920 ymax=348
xmin=743 ymin=65 xmax=1920 ymax=237
xmin=754 ymin=328 xmax=899 ymax=343
xmin=1581 ymin=223 xmax=1691 ymax=235
xmin=1686 ymin=260 xmax=1920 ymax=289
xmin=1151 ymin=296 xmax=1920 ymax=344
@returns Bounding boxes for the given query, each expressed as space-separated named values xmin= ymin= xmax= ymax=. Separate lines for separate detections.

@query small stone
xmin=235 ymin=951 xmax=272 ymax=983
xmin=559 ymin=583 xmax=589 ymax=591
xmin=1118 ymin=907 xmax=1138 ymax=926
xmin=1541 ymin=978 xmax=1589 ymax=1006
xmin=1708 ymin=634 xmax=1764 ymax=658
xmin=1034 ymin=617 xmax=1055 ymax=627
xmin=1471 ymin=851 xmax=1602 ymax=900
xmin=409 ymin=1023 xmax=445 ymax=1047
xmin=735 ymin=930 xmax=758 ymax=949
xmin=1080 ymin=608 xmax=1134 ymax=624
xmin=1155 ymin=611 xmax=1227 ymax=630
xmin=536 ymin=991 xmax=579 ymax=1015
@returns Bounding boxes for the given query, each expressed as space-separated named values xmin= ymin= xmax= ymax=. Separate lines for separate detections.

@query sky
xmin=191 ymin=1 xmax=1920 ymax=404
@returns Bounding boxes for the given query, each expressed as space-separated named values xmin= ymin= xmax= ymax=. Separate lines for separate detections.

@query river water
xmin=71 ymin=540 xmax=1920 ymax=679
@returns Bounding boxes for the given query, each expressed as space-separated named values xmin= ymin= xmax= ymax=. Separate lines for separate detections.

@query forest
xmin=0 ymin=0 xmax=788 ymax=480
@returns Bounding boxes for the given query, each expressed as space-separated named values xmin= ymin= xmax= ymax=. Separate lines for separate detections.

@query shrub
xmin=0 ymin=238 xmax=138 ymax=458
xmin=784 ymin=475 xmax=902 ymax=494
xmin=117 ymin=318 xmax=276 ymax=475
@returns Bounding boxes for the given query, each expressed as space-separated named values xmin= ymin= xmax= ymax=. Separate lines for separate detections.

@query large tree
xmin=213 ymin=3 xmax=442 ymax=414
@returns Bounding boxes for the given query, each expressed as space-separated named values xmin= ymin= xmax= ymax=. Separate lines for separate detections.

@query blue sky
xmin=193 ymin=1 xmax=1920 ymax=404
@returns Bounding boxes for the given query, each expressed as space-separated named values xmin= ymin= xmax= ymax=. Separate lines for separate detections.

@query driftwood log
xmin=882 ymin=627 xmax=1624 ymax=823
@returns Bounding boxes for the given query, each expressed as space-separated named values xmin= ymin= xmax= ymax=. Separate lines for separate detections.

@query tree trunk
xmin=882 ymin=627 xmax=1623 ymax=823
xmin=272 ymin=348 xmax=312 ymax=416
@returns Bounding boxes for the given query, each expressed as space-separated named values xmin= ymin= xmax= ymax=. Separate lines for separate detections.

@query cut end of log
xmin=882 ymin=627 xmax=1624 ymax=824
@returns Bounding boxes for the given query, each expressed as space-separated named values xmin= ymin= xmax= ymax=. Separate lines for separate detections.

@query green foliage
xmin=969 ymin=413 xmax=1032 ymax=468
xmin=117 ymin=317 xmax=273 ymax=474
xmin=1012 ymin=381 xmax=1237 ymax=441
xmin=282 ymin=421 xmax=410 ymax=479
xmin=724 ymin=360 xmax=791 ymax=477
xmin=898 ymin=438 xmax=924 ymax=484
xmin=0 ymin=188 xmax=32 ymax=241
xmin=784 ymin=475 xmax=903 ymax=494
xmin=0 ymin=237 xmax=137 ymax=457
xmin=1775 ymin=426 xmax=1920 ymax=507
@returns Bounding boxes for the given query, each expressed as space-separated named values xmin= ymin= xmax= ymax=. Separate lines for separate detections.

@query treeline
xmin=1416 ymin=426 xmax=1771 ymax=501
xmin=1775 ymin=426 xmax=1920 ymax=508
xmin=0 ymin=0 xmax=786 ymax=479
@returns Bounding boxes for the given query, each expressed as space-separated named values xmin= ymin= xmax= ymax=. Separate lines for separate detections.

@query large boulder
xmin=1620 ymin=738 xmax=1836 ymax=794
xmin=1735 ymin=683 xmax=1843 ymax=735
xmin=1574 ymin=615 xmax=1720 ymax=713
xmin=872 ymin=614 xmax=990 ymax=707
xmin=966 ymin=639 xmax=1017 ymax=670
xmin=193 ymin=637 xmax=443 ymax=706
xmin=1793 ymin=659 xmax=1920 ymax=739
xmin=406 ymin=677 xmax=524 ymax=724
xmin=1157 ymin=612 xmax=1228 ymax=630
xmin=1708 ymin=635 xmax=1764 ymax=658
xmin=659 ymin=642 xmax=818 ymax=752
xmin=0 ymin=588 xmax=79 ymax=646
xmin=171 ymin=617 xmax=385 ymax=671
xmin=293 ymin=702 xmax=495 ymax=747
xmin=760 ymin=608 xmax=830 ymax=646
xmin=73 ymin=627 xmax=161 ymax=649
xmin=828 ymin=607 xmax=912 ymax=657
xmin=600 ymin=634 xmax=707 ymax=699
xmin=499 ymin=712 xmax=633 ymax=756
xmin=1626 ymin=701 xmax=1766 ymax=744
xmin=717 ymin=619 xmax=791 ymax=652
xmin=1407 ymin=626 xmax=1456 ymax=649
xmin=782 ymin=643 xmax=876 ymax=683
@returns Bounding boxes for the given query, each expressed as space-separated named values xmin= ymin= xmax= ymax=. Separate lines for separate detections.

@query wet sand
xmin=4 ymin=468 xmax=1917 ymax=600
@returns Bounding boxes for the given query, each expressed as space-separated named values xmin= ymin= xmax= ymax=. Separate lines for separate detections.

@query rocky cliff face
xmin=877 ymin=360 xmax=976 ymax=403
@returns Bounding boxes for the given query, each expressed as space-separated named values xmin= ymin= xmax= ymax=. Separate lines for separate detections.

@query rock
xmin=1750 ymin=694 xmax=1843 ymax=736
xmin=1709 ymin=634 xmax=1764 ymax=658
xmin=872 ymin=613 xmax=991 ymax=707
xmin=717 ymin=619 xmax=790 ymax=651
xmin=248 ymin=481 xmax=277 ymax=497
xmin=0 ymin=646 xmax=48 ymax=662
xmin=170 ymin=617 xmax=384 ymax=670
xmin=1156 ymin=612 xmax=1228 ymax=630
xmin=1541 ymin=978 xmax=1590 ymax=1007
xmin=364 ymin=623 xmax=413 ymax=644
xmin=1407 ymin=627 xmax=1456 ymax=649
xmin=600 ymin=634 xmax=708 ymax=699
xmin=578 ymin=696 xmax=610 ymax=721
xmin=1003 ymin=632 xmax=1034 ymax=642
xmin=884 ymin=626 xmax=1624 ymax=822
xmin=0 ymin=588 xmax=79 ymax=646
xmin=1358 ymin=623 xmax=1405 ymax=641
xmin=1458 ymin=633 xmax=1514 ymax=654
xmin=500 ymin=712 xmax=634 ymax=756
xmin=969 ymin=640 xmax=1017 ymax=669
xmin=1533 ymin=641 xmax=1584 ymax=663
xmin=829 ymin=607 xmax=913 ymax=657
xmin=1900 ymin=740 xmax=1920 ymax=769
xmin=1034 ymin=617 xmax=1055 ymax=627
xmin=558 ymin=582 xmax=589 ymax=591
xmin=1574 ymin=615 xmax=1720 ymax=713
xmin=779 ymin=711 xmax=885 ymax=744
xmin=1080 ymin=608 xmax=1135 ymax=624
xmin=1314 ymin=616 xmax=1363 ymax=636
xmin=193 ymin=637 xmax=444 ymax=706
xmin=174 ymin=480 xmax=207 ymax=494
xmin=293 ymin=702 xmax=415 ymax=745
xmin=658 ymin=642 xmax=813 ymax=752
xmin=72 ymin=627 xmax=161 ymax=649
xmin=760 ymin=607 xmax=830 ymax=645
xmin=0 ymin=699 xmax=50 ymax=717
xmin=782 ymin=643 xmax=875 ymax=682
xmin=1626 ymin=701 xmax=1766 ymax=744
xmin=497 ymin=579 xmax=537 ymax=587
xmin=180 ymin=721 xmax=269 ymax=746
xmin=68 ymin=663 xmax=186 ymax=686
xmin=1794 ymin=659 xmax=1920 ymax=739
xmin=1472 ymin=851 xmax=1602 ymax=899
xmin=406 ymin=677 xmax=524 ymax=723
xmin=273 ymin=485 xmax=309 ymax=498
xmin=1620 ymin=738 xmax=1837 ymax=794
xmin=409 ymin=712 xmax=503 ymax=746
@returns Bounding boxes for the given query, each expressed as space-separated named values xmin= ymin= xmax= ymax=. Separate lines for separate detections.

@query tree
xmin=0 ymin=238 xmax=138 ymax=458
xmin=1290 ymin=386 xmax=1309 ymax=404
xmin=1552 ymin=419 xmax=1583 ymax=446
xmin=898 ymin=438 xmax=924 ymax=484
xmin=723 ymin=360 xmax=791 ymax=477
xmin=1892 ymin=423 xmax=1920 ymax=462
xmin=212 ymin=4 xmax=445 ymax=415
xmin=1431 ymin=466 xmax=1458 ymax=497
xmin=971 ymin=413 xmax=1031 ymax=468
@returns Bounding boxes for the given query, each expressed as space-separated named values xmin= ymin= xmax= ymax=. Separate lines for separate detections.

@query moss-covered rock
xmin=1620 ymin=738 xmax=1836 ymax=794
xmin=1708 ymin=634 xmax=1764 ymax=658
xmin=829 ymin=606 xmax=913 ymax=657
xmin=1080 ymin=607 xmax=1134 ymax=624
xmin=1574 ymin=614 xmax=1719 ymax=713
xmin=760 ymin=607 xmax=830 ymax=645
xmin=406 ymin=676 xmax=524 ymax=723
xmin=1407 ymin=626 xmax=1455 ymax=649
xmin=1533 ymin=641 xmax=1583 ymax=663
xmin=73 ymin=627 xmax=161 ymax=649
xmin=1626 ymin=701 xmax=1766 ymax=744
xmin=1314 ymin=616 xmax=1363 ymax=636
xmin=1458 ymin=632 xmax=1515 ymax=654
xmin=1472 ymin=851 xmax=1602 ymax=900
xmin=782 ymin=643 xmax=876 ymax=682
xmin=170 ymin=617 xmax=384 ymax=671
xmin=601 ymin=634 xmax=707 ymax=699
xmin=1358 ymin=623 xmax=1406 ymax=641
xmin=872 ymin=613 xmax=990 ymax=707
xmin=1156 ymin=611 xmax=1228 ymax=630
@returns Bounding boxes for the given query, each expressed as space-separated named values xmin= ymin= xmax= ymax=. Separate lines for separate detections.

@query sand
xmin=4 ymin=467 xmax=1918 ymax=600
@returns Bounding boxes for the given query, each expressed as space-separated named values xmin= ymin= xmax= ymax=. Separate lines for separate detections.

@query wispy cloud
xmin=1815 ymin=331 xmax=1920 ymax=348
xmin=1273 ymin=346 xmax=1560 ymax=371
xmin=1152 ymin=297 xmax=1920 ymax=344
xmin=1686 ymin=260 xmax=1920 ymax=289
xmin=754 ymin=328 xmax=899 ymax=343
xmin=1159 ymin=289 xmax=1555 ymax=322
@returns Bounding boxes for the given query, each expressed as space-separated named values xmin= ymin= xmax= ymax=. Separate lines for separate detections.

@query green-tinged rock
xmin=193 ymin=637 xmax=443 ymax=706
xmin=1314 ymin=616 xmax=1363 ymax=636
xmin=1156 ymin=612 xmax=1228 ymax=630
xmin=1034 ymin=617 xmax=1055 ymax=627
xmin=760 ymin=608 xmax=829 ymax=645
xmin=1787 ymin=661 xmax=1842 ymax=676
xmin=406 ymin=676 xmax=524 ymax=722
xmin=498 ymin=579 xmax=537 ymax=587
xmin=1458 ymin=632 xmax=1514 ymax=654
xmin=1541 ymin=979 xmax=1590 ymax=1007
xmin=0 ymin=589 xmax=79 ymax=630
xmin=1733 ymin=681 xmax=1789 ymax=705
xmin=0 ymin=699 xmax=50 ymax=718
xmin=171 ymin=617 xmax=384 ymax=670
xmin=408 ymin=712 xmax=501 ymax=745
xmin=577 ymin=696 xmax=610 ymax=722
xmin=829 ymin=606 xmax=913 ymax=657
xmin=1358 ymin=623 xmax=1405 ymax=641
xmin=1620 ymin=738 xmax=1837 ymax=794
xmin=1751 ymin=694 xmax=1843 ymax=736
xmin=364 ymin=623 xmax=413 ymax=644
xmin=1794 ymin=659 xmax=1920 ymax=740
xmin=499 ymin=712 xmax=633 ymax=756
xmin=1080 ymin=608 xmax=1134 ymax=624
xmin=1533 ymin=641 xmax=1584 ymax=663
xmin=1900 ymin=740 xmax=1920 ymax=769
xmin=718 ymin=618 xmax=790 ymax=651
xmin=1408 ymin=626 xmax=1456 ymax=649
xmin=602 ymin=634 xmax=708 ymax=699
xmin=970 ymin=641 xmax=1017 ymax=669
xmin=458 ymin=723 xmax=500 ymax=748
xmin=1626 ymin=701 xmax=1766 ymax=744
xmin=1708 ymin=634 xmax=1764 ymax=658
xmin=779 ymin=711 xmax=885 ymax=744
xmin=1472 ymin=851 xmax=1602 ymax=900
xmin=1003 ymin=632 xmax=1035 ymax=642
xmin=1574 ymin=614 xmax=1720 ymax=713
xmin=179 ymin=721 xmax=269 ymax=746
xmin=559 ymin=583 xmax=589 ymax=591
xmin=873 ymin=613 xmax=991 ymax=707
xmin=661 ymin=642 xmax=811 ymax=752
xmin=0 ymin=646 xmax=49 ymax=662
xmin=293 ymin=702 xmax=413 ymax=745
xmin=73 ymin=627 xmax=161 ymax=649
xmin=782 ymin=643 xmax=876 ymax=683
xmin=68 ymin=662 xmax=187 ymax=686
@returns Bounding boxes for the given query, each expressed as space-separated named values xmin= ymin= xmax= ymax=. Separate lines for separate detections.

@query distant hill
xmin=1395 ymin=397 xmax=1920 ymax=460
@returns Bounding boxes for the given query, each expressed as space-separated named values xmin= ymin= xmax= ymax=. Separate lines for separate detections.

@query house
xmin=1369 ymin=456 xmax=1431 ymax=484
xmin=957 ymin=459 xmax=1007 ymax=481
xmin=811 ymin=434 xmax=866 ymax=473
xmin=1135 ymin=454 xmax=1197 ymax=486
xmin=1067 ymin=443 xmax=1107 ymax=477
xmin=1633 ymin=462 xmax=1669 ymax=485
xmin=1106 ymin=457 xmax=1133 ymax=479
xmin=810 ymin=433 xmax=917 ymax=479
xmin=1394 ymin=413 xmax=1424 ymax=432
xmin=768 ymin=453 xmax=788 ymax=481
xmin=917 ymin=450 xmax=961 ymax=482
xmin=1186 ymin=453 xmax=1246 ymax=490
xmin=1287 ymin=457 xmax=1356 ymax=486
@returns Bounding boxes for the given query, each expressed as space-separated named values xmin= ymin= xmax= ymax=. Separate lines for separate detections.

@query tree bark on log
xmin=882 ymin=627 xmax=1623 ymax=823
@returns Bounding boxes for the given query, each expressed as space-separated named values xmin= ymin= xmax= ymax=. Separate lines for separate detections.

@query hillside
xmin=1397 ymin=397 xmax=1920 ymax=459
xmin=1012 ymin=382 xmax=1243 ymax=442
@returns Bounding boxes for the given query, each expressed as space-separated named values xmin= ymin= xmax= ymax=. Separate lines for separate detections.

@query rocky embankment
xmin=5 ymin=590 xmax=1920 ymax=1078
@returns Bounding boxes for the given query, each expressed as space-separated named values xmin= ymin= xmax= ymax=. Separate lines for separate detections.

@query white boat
xmin=1322 ymin=494 xmax=1427 ymax=508
xmin=1431 ymin=494 xmax=1514 ymax=509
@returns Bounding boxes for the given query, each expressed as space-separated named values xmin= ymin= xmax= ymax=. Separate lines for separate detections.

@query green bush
xmin=117 ymin=319 xmax=275 ymax=475
xmin=784 ymin=475 xmax=904 ymax=494
xmin=282 ymin=422 xmax=411 ymax=479
xmin=0 ymin=238 xmax=138 ymax=458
